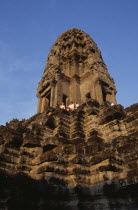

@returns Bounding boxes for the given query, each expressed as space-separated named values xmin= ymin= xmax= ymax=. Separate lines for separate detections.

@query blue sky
xmin=0 ymin=0 xmax=138 ymax=125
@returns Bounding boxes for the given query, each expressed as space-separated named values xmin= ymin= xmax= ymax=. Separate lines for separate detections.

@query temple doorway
xmin=63 ymin=94 xmax=68 ymax=106
xmin=102 ymin=89 xmax=107 ymax=102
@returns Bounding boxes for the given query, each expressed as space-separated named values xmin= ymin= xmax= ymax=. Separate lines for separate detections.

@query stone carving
xmin=37 ymin=28 xmax=117 ymax=113
xmin=0 ymin=29 xmax=138 ymax=209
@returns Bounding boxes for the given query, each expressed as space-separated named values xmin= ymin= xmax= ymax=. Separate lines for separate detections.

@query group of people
xmin=54 ymin=100 xmax=114 ymax=110
xmin=60 ymin=102 xmax=79 ymax=111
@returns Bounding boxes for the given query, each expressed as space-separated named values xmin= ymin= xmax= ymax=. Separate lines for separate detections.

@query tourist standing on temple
xmin=68 ymin=102 xmax=75 ymax=111
xmin=109 ymin=101 xmax=114 ymax=106
xmin=60 ymin=102 xmax=65 ymax=109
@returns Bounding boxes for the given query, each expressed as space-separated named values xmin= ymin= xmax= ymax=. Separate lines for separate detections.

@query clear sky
xmin=0 ymin=0 xmax=138 ymax=125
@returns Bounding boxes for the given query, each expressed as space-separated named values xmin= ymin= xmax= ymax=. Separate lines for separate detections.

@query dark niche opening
xmin=102 ymin=89 xmax=107 ymax=102
xmin=63 ymin=94 xmax=68 ymax=106
xmin=43 ymin=144 xmax=57 ymax=152
xmin=46 ymin=91 xmax=51 ymax=106
xmin=90 ymin=48 xmax=95 ymax=53
xmin=101 ymin=83 xmax=109 ymax=102
xmin=86 ymin=92 xmax=91 ymax=100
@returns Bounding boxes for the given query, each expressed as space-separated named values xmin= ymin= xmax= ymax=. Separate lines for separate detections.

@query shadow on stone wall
xmin=0 ymin=172 xmax=138 ymax=210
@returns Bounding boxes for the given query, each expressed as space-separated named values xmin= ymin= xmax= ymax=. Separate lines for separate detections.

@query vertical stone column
xmin=70 ymin=58 xmax=79 ymax=78
xmin=113 ymin=92 xmax=117 ymax=104
xmin=89 ymin=74 xmax=95 ymax=100
xmin=95 ymin=81 xmax=103 ymax=103
xmin=37 ymin=96 xmax=42 ymax=113
xmin=111 ymin=90 xmax=117 ymax=104
xmin=54 ymin=73 xmax=63 ymax=105
xmin=90 ymin=84 xmax=96 ymax=100
xmin=50 ymin=82 xmax=56 ymax=107
xmin=41 ymin=97 xmax=46 ymax=113
xmin=70 ymin=76 xmax=81 ymax=103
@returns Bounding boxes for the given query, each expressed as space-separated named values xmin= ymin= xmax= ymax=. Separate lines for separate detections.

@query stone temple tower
xmin=37 ymin=28 xmax=117 ymax=113
xmin=0 ymin=28 xmax=138 ymax=210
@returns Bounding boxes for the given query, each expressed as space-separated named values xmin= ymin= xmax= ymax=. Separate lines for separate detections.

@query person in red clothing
xmin=68 ymin=102 xmax=74 ymax=111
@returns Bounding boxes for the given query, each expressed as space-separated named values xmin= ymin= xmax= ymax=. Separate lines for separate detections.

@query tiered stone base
xmin=0 ymin=101 xmax=138 ymax=209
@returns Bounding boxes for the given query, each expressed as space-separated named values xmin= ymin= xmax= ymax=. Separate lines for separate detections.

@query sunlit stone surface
xmin=0 ymin=29 xmax=138 ymax=210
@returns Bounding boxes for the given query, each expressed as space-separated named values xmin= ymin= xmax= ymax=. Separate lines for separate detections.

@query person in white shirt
xmin=109 ymin=101 xmax=114 ymax=106
xmin=68 ymin=102 xmax=74 ymax=111
xmin=60 ymin=102 xmax=65 ymax=109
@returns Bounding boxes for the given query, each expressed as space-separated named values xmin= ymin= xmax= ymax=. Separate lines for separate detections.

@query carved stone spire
xmin=37 ymin=28 xmax=117 ymax=113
